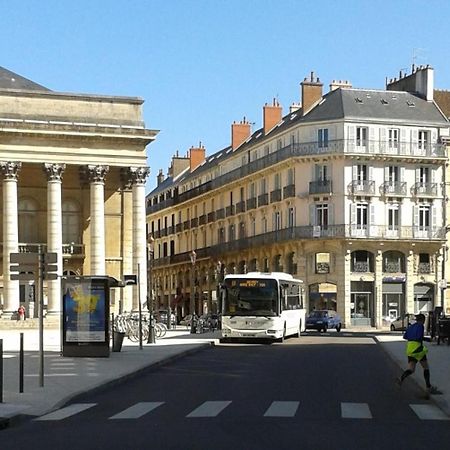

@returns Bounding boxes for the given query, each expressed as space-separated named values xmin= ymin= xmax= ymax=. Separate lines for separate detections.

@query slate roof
xmin=0 ymin=66 xmax=51 ymax=91
xmin=434 ymin=90 xmax=450 ymax=118
xmin=148 ymin=86 xmax=449 ymax=198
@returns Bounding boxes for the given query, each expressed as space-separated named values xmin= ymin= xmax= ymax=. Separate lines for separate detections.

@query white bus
xmin=220 ymin=272 xmax=306 ymax=342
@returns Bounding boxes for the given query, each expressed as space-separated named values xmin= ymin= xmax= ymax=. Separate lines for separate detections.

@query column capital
xmin=43 ymin=163 xmax=66 ymax=182
xmin=1 ymin=161 xmax=22 ymax=180
xmin=121 ymin=166 xmax=150 ymax=188
xmin=81 ymin=165 xmax=109 ymax=184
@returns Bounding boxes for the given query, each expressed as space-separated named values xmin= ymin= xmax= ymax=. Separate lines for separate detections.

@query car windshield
xmin=222 ymin=279 xmax=278 ymax=317
xmin=309 ymin=311 xmax=327 ymax=318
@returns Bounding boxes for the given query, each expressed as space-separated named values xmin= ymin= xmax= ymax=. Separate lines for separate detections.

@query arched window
xmin=62 ymin=200 xmax=80 ymax=244
xmin=18 ymin=198 xmax=39 ymax=243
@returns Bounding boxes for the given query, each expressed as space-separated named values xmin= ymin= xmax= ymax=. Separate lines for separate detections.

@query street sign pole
xmin=38 ymin=246 xmax=44 ymax=388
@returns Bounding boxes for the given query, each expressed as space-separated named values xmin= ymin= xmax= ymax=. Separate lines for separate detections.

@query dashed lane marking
xmin=35 ymin=403 xmax=97 ymax=421
xmin=410 ymin=404 xmax=450 ymax=421
xmin=341 ymin=402 xmax=372 ymax=419
xmin=186 ymin=401 xmax=232 ymax=418
xmin=264 ymin=401 xmax=299 ymax=417
xmin=109 ymin=402 xmax=165 ymax=419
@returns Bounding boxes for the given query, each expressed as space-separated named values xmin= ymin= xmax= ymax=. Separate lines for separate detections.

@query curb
xmin=0 ymin=341 xmax=214 ymax=429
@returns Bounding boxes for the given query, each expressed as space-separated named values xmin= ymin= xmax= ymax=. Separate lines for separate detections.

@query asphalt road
xmin=2 ymin=332 xmax=450 ymax=450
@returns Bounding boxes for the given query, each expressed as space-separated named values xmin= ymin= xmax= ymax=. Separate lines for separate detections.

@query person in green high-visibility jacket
xmin=396 ymin=313 xmax=441 ymax=394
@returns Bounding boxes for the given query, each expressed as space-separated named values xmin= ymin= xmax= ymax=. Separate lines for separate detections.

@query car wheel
xmin=336 ymin=323 xmax=341 ymax=332
xmin=390 ymin=324 xmax=395 ymax=331
xmin=322 ymin=324 xmax=328 ymax=333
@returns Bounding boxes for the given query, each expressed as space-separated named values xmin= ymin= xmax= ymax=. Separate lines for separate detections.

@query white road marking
xmin=109 ymin=402 xmax=164 ymax=419
xmin=264 ymin=401 xmax=299 ymax=417
xmin=410 ymin=404 xmax=450 ymax=420
xmin=35 ymin=403 xmax=97 ymax=421
xmin=341 ymin=402 xmax=372 ymax=419
xmin=187 ymin=401 xmax=232 ymax=417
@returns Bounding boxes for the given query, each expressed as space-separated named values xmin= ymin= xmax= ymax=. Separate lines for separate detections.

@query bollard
xmin=20 ymin=333 xmax=24 ymax=393
xmin=0 ymin=339 xmax=3 ymax=403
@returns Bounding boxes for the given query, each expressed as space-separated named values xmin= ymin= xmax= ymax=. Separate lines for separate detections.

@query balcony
xmin=309 ymin=179 xmax=332 ymax=195
xmin=418 ymin=262 xmax=431 ymax=274
xmin=183 ymin=220 xmax=190 ymax=231
xmin=283 ymin=184 xmax=296 ymax=199
xmin=190 ymin=217 xmax=198 ymax=228
xmin=258 ymin=193 xmax=269 ymax=207
xmin=175 ymin=223 xmax=182 ymax=233
xmin=246 ymin=197 xmax=257 ymax=210
xmin=199 ymin=215 xmax=207 ymax=226
xmin=270 ymin=189 xmax=282 ymax=203
xmin=215 ymin=208 xmax=225 ymax=220
xmin=207 ymin=211 xmax=215 ymax=223
xmin=349 ymin=180 xmax=375 ymax=196
xmin=384 ymin=262 xmax=403 ymax=273
xmin=380 ymin=181 xmax=407 ymax=196
xmin=226 ymin=205 xmax=235 ymax=217
xmin=412 ymin=182 xmax=438 ymax=197
xmin=146 ymin=139 xmax=446 ymax=214
xmin=352 ymin=261 xmax=371 ymax=272
xmin=236 ymin=201 xmax=246 ymax=214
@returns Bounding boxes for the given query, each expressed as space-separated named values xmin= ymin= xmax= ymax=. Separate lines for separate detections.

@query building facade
xmin=0 ymin=67 xmax=157 ymax=319
xmin=146 ymin=66 xmax=449 ymax=328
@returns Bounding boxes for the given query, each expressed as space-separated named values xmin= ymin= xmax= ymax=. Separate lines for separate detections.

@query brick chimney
xmin=189 ymin=143 xmax=206 ymax=172
xmin=231 ymin=117 xmax=251 ymax=150
xmin=263 ymin=99 xmax=282 ymax=135
xmin=301 ymin=71 xmax=323 ymax=115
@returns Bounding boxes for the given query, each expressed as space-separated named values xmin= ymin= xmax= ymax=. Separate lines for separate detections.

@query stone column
xmin=127 ymin=167 xmax=149 ymax=311
xmin=1 ymin=162 xmax=21 ymax=316
xmin=86 ymin=165 xmax=109 ymax=275
xmin=44 ymin=163 xmax=65 ymax=314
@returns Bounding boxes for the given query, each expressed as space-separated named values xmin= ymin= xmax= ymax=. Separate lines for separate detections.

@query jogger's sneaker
xmin=427 ymin=386 xmax=443 ymax=395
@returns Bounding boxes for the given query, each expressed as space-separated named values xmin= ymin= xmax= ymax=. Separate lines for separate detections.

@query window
xmin=218 ymin=227 xmax=225 ymax=244
xmin=249 ymin=183 xmax=256 ymax=198
xmin=264 ymin=145 xmax=269 ymax=156
xmin=251 ymin=217 xmax=256 ymax=236
xmin=356 ymin=203 xmax=368 ymax=229
xmin=277 ymin=139 xmax=282 ymax=150
xmin=316 ymin=203 xmax=328 ymax=229
xmin=238 ymin=221 xmax=245 ymax=239
xmin=356 ymin=127 xmax=368 ymax=147
xmin=287 ymin=168 xmax=295 ymax=185
xmin=388 ymin=128 xmax=399 ymax=149
xmin=274 ymin=173 xmax=281 ymax=190
xmin=240 ymin=187 xmax=244 ymax=202
xmin=318 ymin=128 xmax=329 ymax=148
xmin=418 ymin=130 xmax=429 ymax=150
xmin=262 ymin=216 xmax=268 ymax=233
xmin=62 ymin=200 xmax=80 ymax=244
xmin=274 ymin=211 xmax=281 ymax=231
xmin=19 ymin=198 xmax=39 ymax=243
xmin=418 ymin=204 xmax=430 ymax=230
xmin=260 ymin=178 xmax=267 ymax=194
xmin=228 ymin=224 xmax=236 ymax=241
xmin=388 ymin=166 xmax=399 ymax=183
xmin=418 ymin=167 xmax=429 ymax=184
xmin=315 ymin=164 xmax=328 ymax=182
xmin=356 ymin=164 xmax=367 ymax=182
xmin=387 ymin=203 xmax=399 ymax=230
xmin=288 ymin=207 xmax=295 ymax=228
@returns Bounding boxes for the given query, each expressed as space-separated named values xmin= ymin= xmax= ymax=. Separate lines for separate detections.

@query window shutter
xmin=431 ymin=168 xmax=435 ymax=183
xmin=400 ymin=129 xmax=407 ymax=154
xmin=370 ymin=204 xmax=376 ymax=235
xmin=309 ymin=204 xmax=315 ymax=226
xmin=415 ymin=168 xmax=420 ymax=183
xmin=413 ymin=206 xmax=419 ymax=233
xmin=384 ymin=166 xmax=390 ymax=181
xmin=369 ymin=127 xmax=376 ymax=153
xmin=352 ymin=165 xmax=357 ymax=180
xmin=329 ymin=203 xmax=334 ymax=225
xmin=432 ymin=206 xmax=437 ymax=229
xmin=348 ymin=125 xmax=355 ymax=152
xmin=400 ymin=166 xmax=405 ymax=182
xmin=350 ymin=203 xmax=356 ymax=227
xmin=368 ymin=166 xmax=373 ymax=181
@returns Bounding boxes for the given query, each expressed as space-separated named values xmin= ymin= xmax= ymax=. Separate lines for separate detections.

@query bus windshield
xmin=222 ymin=278 xmax=278 ymax=316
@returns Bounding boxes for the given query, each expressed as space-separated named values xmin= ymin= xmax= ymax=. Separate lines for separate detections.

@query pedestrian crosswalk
xmin=34 ymin=400 xmax=449 ymax=422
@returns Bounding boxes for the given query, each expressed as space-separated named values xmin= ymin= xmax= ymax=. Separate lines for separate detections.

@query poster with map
xmin=63 ymin=278 xmax=107 ymax=342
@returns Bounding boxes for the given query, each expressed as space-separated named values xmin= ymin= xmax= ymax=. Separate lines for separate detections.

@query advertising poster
xmin=63 ymin=279 xmax=107 ymax=342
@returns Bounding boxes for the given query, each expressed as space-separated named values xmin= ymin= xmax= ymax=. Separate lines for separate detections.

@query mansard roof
xmin=0 ymin=66 xmax=51 ymax=91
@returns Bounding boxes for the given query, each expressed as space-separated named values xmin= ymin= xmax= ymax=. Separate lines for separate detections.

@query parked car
xmin=306 ymin=310 xmax=342 ymax=332
xmin=390 ymin=313 xmax=414 ymax=331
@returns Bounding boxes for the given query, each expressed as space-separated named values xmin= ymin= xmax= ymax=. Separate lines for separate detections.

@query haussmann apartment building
xmin=147 ymin=65 xmax=450 ymax=329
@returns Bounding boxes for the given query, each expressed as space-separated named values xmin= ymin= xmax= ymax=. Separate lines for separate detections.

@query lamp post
xmin=190 ymin=250 xmax=197 ymax=334
xmin=147 ymin=234 xmax=155 ymax=344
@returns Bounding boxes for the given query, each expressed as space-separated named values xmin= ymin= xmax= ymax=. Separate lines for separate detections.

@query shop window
xmin=316 ymin=252 xmax=330 ymax=274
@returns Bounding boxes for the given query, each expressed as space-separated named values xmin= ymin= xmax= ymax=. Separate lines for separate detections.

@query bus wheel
xmin=278 ymin=325 xmax=286 ymax=343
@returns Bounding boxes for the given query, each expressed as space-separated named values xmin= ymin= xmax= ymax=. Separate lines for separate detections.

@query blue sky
xmin=1 ymin=0 xmax=450 ymax=192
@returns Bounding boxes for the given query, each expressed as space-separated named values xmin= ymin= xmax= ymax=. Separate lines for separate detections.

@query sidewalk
xmin=0 ymin=326 xmax=220 ymax=426
xmin=375 ymin=333 xmax=450 ymax=415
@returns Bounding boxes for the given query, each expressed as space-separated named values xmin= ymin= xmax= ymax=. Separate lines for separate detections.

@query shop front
xmin=350 ymin=281 xmax=374 ymax=326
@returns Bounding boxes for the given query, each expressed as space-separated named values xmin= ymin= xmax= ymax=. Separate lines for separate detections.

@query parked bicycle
xmin=113 ymin=312 xmax=167 ymax=341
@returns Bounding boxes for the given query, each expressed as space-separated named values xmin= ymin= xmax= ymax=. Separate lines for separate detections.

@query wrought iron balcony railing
xmin=349 ymin=180 xmax=375 ymax=195
xmin=412 ymin=182 xmax=438 ymax=197
xmin=270 ymin=189 xmax=282 ymax=203
xmin=309 ymin=179 xmax=332 ymax=195
xmin=283 ymin=184 xmax=296 ymax=199
xmin=380 ymin=181 xmax=407 ymax=196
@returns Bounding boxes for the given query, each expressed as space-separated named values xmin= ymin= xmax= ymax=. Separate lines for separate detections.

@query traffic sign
xmin=10 ymin=253 xmax=39 ymax=264
xmin=45 ymin=273 xmax=59 ymax=280
xmin=44 ymin=264 xmax=58 ymax=273
xmin=10 ymin=273 xmax=35 ymax=281
xmin=10 ymin=264 xmax=37 ymax=273
xmin=45 ymin=253 xmax=57 ymax=264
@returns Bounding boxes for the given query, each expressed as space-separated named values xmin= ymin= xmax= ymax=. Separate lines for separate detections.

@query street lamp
xmin=147 ymin=234 xmax=156 ymax=344
xmin=190 ymin=250 xmax=197 ymax=334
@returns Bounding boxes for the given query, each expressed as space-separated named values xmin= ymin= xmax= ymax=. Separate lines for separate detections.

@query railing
xmin=380 ymin=181 xmax=407 ymax=196
xmin=3 ymin=242 xmax=85 ymax=256
xmin=246 ymin=197 xmax=257 ymax=210
xmin=190 ymin=218 xmax=198 ymax=228
xmin=147 ymin=139 xmax=446 ymax=214
xmin=226 ymin=205 xmax=235 ymax=217
xmin=352 ymin=261 xmax=371 ymax=272
xmin=309 ymin=179 xmax=332 ymax=195
xmin=199 ymin=215 xmax=207 ymax=226
xmin=236 ymin=201 xmax=246 ymax=214
xmin=283 ymin=184 xmax=296 ymax=199
xmin=412 ymin=182 xmax=438 ymax=196
xmin=384 ymin=262 xmax=403 ymax=273
xmin=270 ymin=189 xmax=282 ymax=203
xmin=349 ymin=180 xmax=375 ymax=195
xmin=151 ymin=223 xmax=446 ymax=267
xmin=216 ymin=208 xmax=225 ymax=220
xmin=418 ymin=262 xmax=431 ymax=274
xmin=183 ymin=220 xmax=190 ymax=231
xmin=258 ymin=193 xmax=268 ymax=207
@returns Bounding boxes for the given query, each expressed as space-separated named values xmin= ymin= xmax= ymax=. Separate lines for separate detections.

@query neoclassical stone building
xmin=0 ymin=67 xmax=157 ymax=319
xmin=147 ymin=66 xmax=449 ymax=328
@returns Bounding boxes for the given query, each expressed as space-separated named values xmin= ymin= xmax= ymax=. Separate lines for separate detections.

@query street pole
xmin=38 ymin=245 xmax=44 ymax=387
xmin=190 ymin=250 xmax=197 ymax=334
xmin=147 ymin=235 xmax=155 ymax=344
